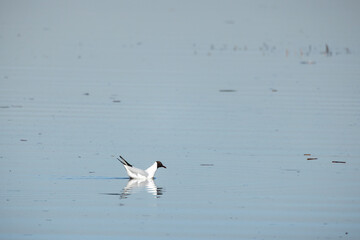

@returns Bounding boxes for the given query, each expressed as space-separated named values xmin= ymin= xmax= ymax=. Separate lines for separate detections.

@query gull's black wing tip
xmin=117 ymin=155 xmax=133 ymax=167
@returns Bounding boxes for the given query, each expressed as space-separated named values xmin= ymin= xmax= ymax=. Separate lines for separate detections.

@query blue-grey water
xmin=1 ymin=1 xmax=360 ymax=239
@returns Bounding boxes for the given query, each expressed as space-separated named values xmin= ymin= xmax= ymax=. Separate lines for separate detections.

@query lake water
xmin=1 ymin=1 xmax=360 ymax=239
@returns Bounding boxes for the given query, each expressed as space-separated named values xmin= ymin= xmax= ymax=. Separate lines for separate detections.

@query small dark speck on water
xmin=200 ymin=164 xmax=214 ymax=166
xmin=219 ymin=89 xmax=236 ymax=92
xmin=83 ymin=92 xmax=90 ymax=96
xmin=113 ymin=100 xmax=121 ymax=103
xmin=307 ymin=158 xmax=318 ymax=160
xmin=332 ymin=161 xmax=346 ymax=164
xmin=284 ymin=169 xmax=301 ymax=173
xmin=300 ymin=60 xmax=316 ymax=65
xmin=20 ymin=139 xmax=27 ymax=142
xmin=225 ymin=20 xmax=235 ymax=24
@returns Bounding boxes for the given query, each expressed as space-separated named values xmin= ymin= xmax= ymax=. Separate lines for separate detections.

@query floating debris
xmin=200 ymin=164 xmax=214 ymax=166
xmin=283 ymin=169 xmax=301 ymax=173
xmin=219 ymin=89 xmax=236 ymax=93
xmin=304 ymin=154 xmax=311 ymax=156
xmin=225 ymin=20 xmax=235 ymax=24
xmin=83 ymin=92 xmax=90 ymax=96
xmin=307 ymin=157 xmax=318 ymax=160
xmin=112 ymin=100 xmax=121 ymax=103
xmin=271 ymin=88 xmax=278 ymax=92
xmin=332 ymin=161 xmax=346 ymax=164
xmin=320 ymin=44 xmax=332 ymax=56
xmin=20 ymin=139 xmax=28 ymax=142
xmin=300 ymin=60 xmax=316 ymax=65
xmin=325 ymin=44 xmax=331 ymax=56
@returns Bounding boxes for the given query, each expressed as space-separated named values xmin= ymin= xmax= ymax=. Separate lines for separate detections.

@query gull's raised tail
xmin=117 ymin=155 xmax=133 ymax=167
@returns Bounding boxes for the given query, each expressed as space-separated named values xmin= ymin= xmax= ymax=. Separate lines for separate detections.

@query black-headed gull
xmin=117 ymin=155 xmax=166 ymax=179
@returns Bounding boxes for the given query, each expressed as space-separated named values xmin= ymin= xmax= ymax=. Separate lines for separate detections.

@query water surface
xmin=1 ymin=1 xmax=360 ymax=239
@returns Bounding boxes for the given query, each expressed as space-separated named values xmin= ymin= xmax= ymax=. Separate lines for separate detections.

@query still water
xmin=1 ymin=1 xmax=360 ymax=239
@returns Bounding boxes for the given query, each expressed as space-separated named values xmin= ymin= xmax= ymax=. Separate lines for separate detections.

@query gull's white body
xmin=117 ymin=156 xmax=166 ymax=179
xmin=123 ymin=162 xmax=158 ymax=179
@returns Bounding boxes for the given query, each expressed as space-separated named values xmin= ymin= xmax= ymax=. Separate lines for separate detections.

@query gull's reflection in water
xmin=120 ymin=178 xmax=164 ymax=199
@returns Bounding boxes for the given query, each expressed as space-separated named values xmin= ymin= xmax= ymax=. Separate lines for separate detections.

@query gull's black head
xmin=156 ymin=161 xmax=166 ymax=169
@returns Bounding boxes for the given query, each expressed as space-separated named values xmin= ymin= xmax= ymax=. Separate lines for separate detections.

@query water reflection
xmin=104 ymin=178 xmax=164 ymax=199
xmin=121 ymin=178 xmax=164 ymax=199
